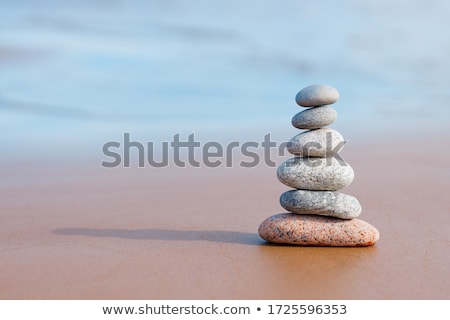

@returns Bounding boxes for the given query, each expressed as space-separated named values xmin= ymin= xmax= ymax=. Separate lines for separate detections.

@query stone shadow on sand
xmin=52 ymin=228 xmax=263 ymax=246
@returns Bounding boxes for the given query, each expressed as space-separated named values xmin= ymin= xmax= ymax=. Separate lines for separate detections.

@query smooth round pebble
xmin=280 ymin=189 xmax=361 ymax=219
xmin=287 ymin=128 xmax=345 ymax=157
xmin=258 ymin=213 xmax=379 ymax=246
xmin=277 ymin=157 xmax=354 ymax=191
xmin=295 ymin=84 xmax=339 ymax=107
xmin=291 ymin=105 xmax=337 ymax=129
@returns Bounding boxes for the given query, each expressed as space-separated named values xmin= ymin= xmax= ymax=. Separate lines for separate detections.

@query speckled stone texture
xmin=280 ymin=189 xmax=361 ymax=219
xmin=277 ymin=157 xmax=354 ymax=191
xmin=295 ymin=84 xmax=339 ymax=107
xmin=287 ymin=128 xmax=345 ymax=157
xmin=291 ymin=105 xmax=337 ymax=129
xmin=258 ymin=213 xmax=379 ymax=246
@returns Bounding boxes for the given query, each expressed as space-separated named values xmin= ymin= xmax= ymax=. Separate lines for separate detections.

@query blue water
xmin=1 ymin=0 xmax=450 ymax=158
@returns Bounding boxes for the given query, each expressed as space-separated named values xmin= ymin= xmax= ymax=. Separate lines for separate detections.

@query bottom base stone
xmin=258 ymin=213 xmax=379 ymax=247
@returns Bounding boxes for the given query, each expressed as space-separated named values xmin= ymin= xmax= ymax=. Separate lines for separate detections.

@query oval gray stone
xmin=295 ymin=84 xmax=339 ymax=107
xmin=280 ymin=189 xmax=361 ymax=219
xmin=277 ymin=157 xmax=354 ymax=191
xmin=291 ymin=105 xmax=337 ymax=129
xmin=258 ymin=213 xmax=379 ymax=246
xmin=287 ymin=128 xmax=345 ymax=157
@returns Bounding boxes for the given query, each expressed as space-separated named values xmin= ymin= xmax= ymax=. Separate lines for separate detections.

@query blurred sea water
xmin=1 ymin=0 xmax=450 ymax=159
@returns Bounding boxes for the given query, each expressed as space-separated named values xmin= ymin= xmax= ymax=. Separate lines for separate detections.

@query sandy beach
xmin=1 ymin=128 xmax=448 ymax=300
xmin=1 ymin=0 xmax=450 ymax=302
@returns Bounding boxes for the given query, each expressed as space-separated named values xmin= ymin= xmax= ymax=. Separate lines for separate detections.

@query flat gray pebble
xmin=280 ymin=189 xmax=361 ymax=219
xmin=295 ymin=84 xmax=339 ymax=107
xmin=287 ymin=128 xmax=345 ymax=157
xmin=291 ymin=105 xmax=337 ymax=129
xmin=277 ymin=157 xmax=354 ymax=191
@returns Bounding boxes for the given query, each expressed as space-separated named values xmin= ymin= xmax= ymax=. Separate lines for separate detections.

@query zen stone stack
xmin=258 ymin=84 xmax=380 ymax=246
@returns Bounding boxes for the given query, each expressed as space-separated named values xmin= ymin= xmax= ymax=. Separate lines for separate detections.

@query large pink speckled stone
xmin=258 ymin=213 xmax=379 ymax=247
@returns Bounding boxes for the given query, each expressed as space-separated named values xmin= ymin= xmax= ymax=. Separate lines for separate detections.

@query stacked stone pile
xmin=258 ymin=85 xmax=380 ymax=246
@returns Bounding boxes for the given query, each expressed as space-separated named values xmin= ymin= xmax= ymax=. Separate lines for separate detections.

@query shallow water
xmin=1 ymin=0 xmax=449 ymax=158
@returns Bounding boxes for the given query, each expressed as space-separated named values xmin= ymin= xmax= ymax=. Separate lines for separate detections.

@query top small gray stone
xmin=296 ymin=84 xmax=340 ymax=107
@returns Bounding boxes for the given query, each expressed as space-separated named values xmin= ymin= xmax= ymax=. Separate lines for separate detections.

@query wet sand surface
xmin=1 ymin=131 xmax=449 ymax=299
